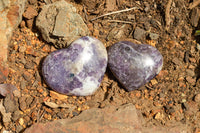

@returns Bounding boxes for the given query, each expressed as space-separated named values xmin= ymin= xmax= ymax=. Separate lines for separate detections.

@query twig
xmin=83 ymin=4 xmax=88 ymax=22
xmin=90 ymin=7 xmax=139 ymax=21
xmin=189 ymin=0 xmax=200 ymax=9
xmin=107 ymin=20 xmax=133 ymax=24
xmin=165 ymin=0 xmax=172 ymax=31
xmin=39 ymin=110 xmax=46 ymax=122
xmin=145 ymin=85 xmax=154 ymax=90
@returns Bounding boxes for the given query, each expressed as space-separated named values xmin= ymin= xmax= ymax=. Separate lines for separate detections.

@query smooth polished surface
xmin=108 ymin=41 xmax=163 ymax=91
xmin=42 ymin=36 xmax=107 ymax=96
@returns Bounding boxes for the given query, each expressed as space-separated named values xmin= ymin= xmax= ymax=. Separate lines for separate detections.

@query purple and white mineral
xmin=42 ymin=36 xmax=107 ymax=96
xmin=108 ymin=41 xmax=163 ymax=91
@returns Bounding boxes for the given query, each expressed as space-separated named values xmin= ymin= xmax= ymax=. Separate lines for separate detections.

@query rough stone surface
xmin=23 ymin=5 xmax=38 ymax=20
xmin=194 ymin=93 xmax=200 ymax=102
xmin=0 ymin=61 xmax=9 ymax=83
xmin=42 ymin=36 xmax=107 ymax=96
xmin=133 ymin=27 xmax=146 ymax=41
xmin=149 ymin=32 xmax=159 ymax=40
xmin=0 ymin=0 xmax=26 ymax=61
xmin=0 ymin=0 xmax=26 ymax=82
xmin=36 ymin=0 xmax=89 ymax=48
xmin=190 ymin=7 xmax=200 ymax=27
xmin=25 ymin=104 xmax=143 ymax=133
xmin=108 ymin=41 xmax=163 ymax=91
xmin=3 ymin=95 xmax=18 ymax=113
xmin=24 ymin=103 xmax=189 ymax=133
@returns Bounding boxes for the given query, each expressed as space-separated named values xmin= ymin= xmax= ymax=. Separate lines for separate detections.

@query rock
xmin=16 ymin=125 xmax=23 ymax=133
xmin=0 ymin=84 xmax=18 ymax=97
xmin=186 ymin=76 xmax=196 ymax=85
xmin=0 ymin=61 xmax=9 ymax=83
xmin=42 ymin=36 xmax=107 ymax=96
xmin=142 ymin=124 xmax=190 ymax=133
xmin=24 ymin=103 xmax=143 ymax=133
xmin=186 ymin=69 xmax=195 ymax=77
xmin=0 ymin=100 xmax=11 ymax=123
xmin=194 ymin=94 xmax=200 ymax=102
xmin=82 ymin=0 xmax=97 ymax=11
xmin=149 ymin=33 xmax=159 ymax=40
xmin=23 ymin=6 xmax=38 ymax=20
xmin=36 ymin=0 xmax=89 ymax=48
xmin=0 ymin=0 xmax=26 ymax=82
xmin=133 ymin=27 xmax=146 ymax=41
xmin=25 ymin=103 xmax=190 ymax=133
xmin=23 ymin=5 xmax=38 ymax=29
xmin=12 ymin=110 xmax=21 ymax=121
xmin=50 ymin=91 xmax=68 ymax=100
xmin=108 ymin=41 xmax=163 ymax=91
xmin=3 ymin=95 xmax=18 ymax=113
xmin=107 ymin=25 xmax=126 ymax=40
xmin=19 ymin=96 xmax=27 ymax=111
xmin=23 ymin=71 xmax=33 ymax=81
xmin=172 ymin=57 xmax=182 ymax=65
xmin=190 ymin=7 xmax=200 ymax=27
xmin=105 ymin=0 xmax=117 ymax=11
xmin=144 ymin=2 xmax=150 ymax=12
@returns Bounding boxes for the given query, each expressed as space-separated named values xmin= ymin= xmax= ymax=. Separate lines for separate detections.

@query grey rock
xmin=190 ymin=7 xmax=200 ymax=27
xmin=144 ymin=21 xmax=150 ymax=31
xmin=107 ymin=25 xmax=126 ymax=40
xmin=3 ymin=95 xmax=18 ymax=113
xmin=133 ymin=27 xmax=146 ymax=41
xmin=149 ymin=32 xmax=159 ymax=40
xmin=172 ymin=57 xmax=182 ymax=65
xmin=186 ymin=69 xmax=195 ymax=77
xmin=36 ymin=0 xmax=89 ymax=48
xmin=12 ymin=110 xmax=21 ymax=121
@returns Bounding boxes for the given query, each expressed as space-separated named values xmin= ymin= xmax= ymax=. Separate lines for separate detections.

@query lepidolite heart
xmin=108 ymin=41 xmax=163 ymax=91
xmin=42 ymin=36 xmax=107 ymax=96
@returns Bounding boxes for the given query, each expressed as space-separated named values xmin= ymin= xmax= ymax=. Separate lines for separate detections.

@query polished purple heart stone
xmin=42 ymin=36 xmax=107 ymax=96
xmin=108 ymin=41 xmax=163 ymax=91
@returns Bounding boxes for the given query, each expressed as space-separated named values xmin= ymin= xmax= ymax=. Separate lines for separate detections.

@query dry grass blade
xmin=91 ymin=7 xmax=139 ymax=21
xmin=107 ymin=20 xmax=133 ymax=24
xmin=165 ymin=0 xmax=172 ymax=31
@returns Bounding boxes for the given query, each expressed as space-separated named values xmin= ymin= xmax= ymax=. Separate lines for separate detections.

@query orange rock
xmin=50 ymin=91 xmax=68 ymax=100
xmin=23 ymin=6 xmax=38 ymax=20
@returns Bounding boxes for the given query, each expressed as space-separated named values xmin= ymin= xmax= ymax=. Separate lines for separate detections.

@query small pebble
xmin=194 ymin=94 xmax=200 ymax=102
xmin=149 ymin=33 xmax=159 ymax=40
xmin=19 ymin=118 xmax=24 ymax=126
xmin=18 ymin=46 xmax=26 ymax=53
xmin=134 ymin=27 xmax=146 ymax=41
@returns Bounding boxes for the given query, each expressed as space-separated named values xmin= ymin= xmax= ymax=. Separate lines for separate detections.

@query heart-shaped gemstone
xmin=108 ymin=41 xmax=163 ymax=91
xmin=42 ymin=36 xmax=107 ymax=96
